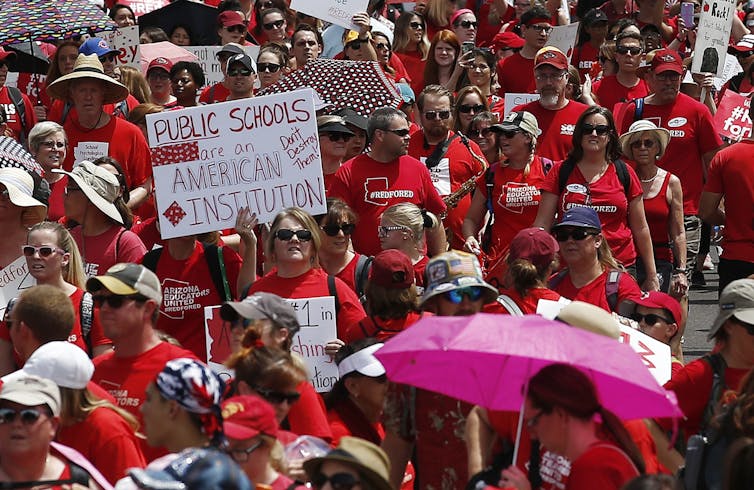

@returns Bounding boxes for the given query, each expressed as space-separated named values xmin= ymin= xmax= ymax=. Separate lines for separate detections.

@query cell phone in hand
xmin=462 ymin=41 xmax=475 ymax=54
xmin=681 ymin=2 xmax=695 ymax=28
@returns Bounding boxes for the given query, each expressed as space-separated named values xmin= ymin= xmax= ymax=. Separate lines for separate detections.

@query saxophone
xmin=440 ymin=133 xmax=489 ymax=218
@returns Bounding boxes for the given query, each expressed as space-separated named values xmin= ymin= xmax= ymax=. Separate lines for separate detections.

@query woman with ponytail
xmin=500 ymin=363 xmax=644 ymax=490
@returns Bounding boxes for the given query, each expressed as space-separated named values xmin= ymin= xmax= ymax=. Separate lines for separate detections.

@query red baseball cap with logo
xmin=221 ymin=395 xmax=278 ymax=440
xmin=147 ymin=56 xmax=173 ymax=74
xmin=491 ymin=32 xmax=525 ymax=51
xmin=534 ymin=46 xmax=568 ymax=71
xmin=631 ymin=291 xmax=683 ymax=324
xmin=649 ymin=48 xmax=683 ymax=74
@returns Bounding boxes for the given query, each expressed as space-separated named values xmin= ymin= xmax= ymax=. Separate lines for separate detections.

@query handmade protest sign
xmin=714 ymin=90 xmax=752 ymax=141
xmin=505 ymin=93 xmax=540 ymax=117
xmin=126 ymin=0 xmax=169 ymax=16
xmin=184 ymin=45 xmax=260 ymax=90
xmin=205 ymin=296 xmax=338 ymax=392
xmin=103 ymin=26 xmax=140 ymax=69
xmin=147 ymin=88 xmax=325 ymax=239
xmin=0 ymin=256 xmax=36 ymax=316
xmin=290 ymin=0 xmax=368 ymax=30
xmin=692 ymin=0 xmax=736 ymax=76
xmin=546 ymin=22 xmax=579 ymax=62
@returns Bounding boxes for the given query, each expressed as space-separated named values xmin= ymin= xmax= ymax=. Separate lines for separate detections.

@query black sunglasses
xmin=582 ymin=123 xmax=610 ymax=136
xmin=274 ymin=229 xmax=313 ymax=241
xmin=99 ymin=54 xmax=117 ymax=63
xmin=255 ymin=386 xmax=301 ymax=404
xmin=630 ymin=139 xmax=655 ymax=149
xmin=384 ymin=128 xmax=411 ymax=137
xmin=257 ymin=62 xmax=281 ymax=73
xmin=616 ymin=45 xmax=642 ymax=55
xmin=325 ymin=132 xmax=353 ymax=142
xmin=468 ymin=127 xmax=494 ymax=138
xmin=227 ymin=68 xmax=253 ymax=77
xmin=553 ymin=229 xmax=598 ymax=242
xmin=225 ymin=25 xmax=246 ymax=33
xmin=457 ymin=20 xmax=478 ymax=29
xmin=500 ymin=129 xmax=522 ymax=138
xmin=409 ymin=21 xmax=424 ymax=29
xmin=263 ymin=19 xmax=285 ymax=30
xmin=311 ymin=473 xmax=360 ymax=490
xmin=321 ymin=223 xmax=355 ymax=236
xmin=375 ymin=42 xmax=391 ymax=50
xmin=632 ymin=312 xmax=673 ymax=325
xmin=458 ymin=103 xmax=485 ymax=114
xmin=0 ymin=407 xmax=50 ymax=425
xmin=92 ymin=294 xmax=148 ymax=309
xmin=424 ymin=110 xmax=451 ymax=120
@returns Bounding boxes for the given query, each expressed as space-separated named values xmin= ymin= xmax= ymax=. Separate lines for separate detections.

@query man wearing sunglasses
xmin=408 ymin=84 xmax=485 ymax=249
xmin=592 ymin=31 xmax=649 ymax=113
xmin=382 ymin=250 xmax=499 ymax=490
xmin=496 ymin=6 xmax=552 ymax=96
xmin=87 ymin=263 xmax=198 ymax=462
xmin=225 ymin=53 xmax=257 ymax=101
xmin=79 ymin=37 xmax=120 ymax=79
xmin=200 ymin=43 xmax=245 ymax=105
xmin=318 ymin=115 xmax=354 ymax=191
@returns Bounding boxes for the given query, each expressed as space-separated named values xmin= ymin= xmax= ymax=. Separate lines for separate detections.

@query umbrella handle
xmin=511 ymin=374 xmax=530 ymax=469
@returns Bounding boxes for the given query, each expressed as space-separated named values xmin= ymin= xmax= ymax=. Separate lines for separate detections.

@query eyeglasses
xmin=383 ymin=127 xmax=411 ymax=137
xmin=631 ymin=312 xmax=672 ymax=325
xmin=321 ymin=223 xmax=355 ymax=236
xmin=227 ymin=68 xmax=253 ymax=77
xmin=22 ymin=245 xmax=65 ymax=257
xmin=409 ymin=21 xmax=424 ymax=29
xmin=374 ymin=42 xmax=391 ymax=50
xmin=528 ymin=24 xmax=552 ymax=34
xmin=377 ymin=225 xmax=407 ymax=237
xmin=0 ymin=407 xmax=50 ymax=425
xmin=553 ymin=229 xmax=598 ymax=242
xmin=535 ymin=71 xmax=565 ymax=82
xmin=458 ymin=103 xmax=485 ymax=114
xmin=257 ymin=62 xmax=281 ymax=73
xmin=325 ymin=132 xmax=353 ymax=142
xmin=41 ymin=140 xmax=66 ymax=149
xmin=582 ymin=123 xmax=611 ymax=136
xmin=225 ymin=25 xmax=246 ymax=33
xmin=263 ymin=19 xmax=285 ymax=30
xmin=654 ymin=72 xmax=681 ymax=82
xmin=468 ymin=127 xmax=494 ymax=138
xmin=630 ymin=139 xmax=656 ymax=149
xmin=457 ymin=20 xmax=478 ymax=29
xmin=274 ymin=229 xmax=313 ymax=241
xmin=229 ymin=440 xmax=264 ymax=463
xmin=311 ymin=473 xmax=361 ymax=490
xmin=616 ymin=45 xmax=642 ymax=55
xmin=99 ymin=54 xmax=117 ymax=63
xmin=92 ymin=294 xmax=148 ymax=309
xmin=423 ymin=110 xmax=451 ymax=120
xmin=443 ymin=287 xmax=484 ymax=304
xmin=527 ymin=410 xmax=544 ymax=428
xmin=500 ymin=129 xmax=522 ymax=138
xmin=254 ymin=386 xmax=301 ymax=404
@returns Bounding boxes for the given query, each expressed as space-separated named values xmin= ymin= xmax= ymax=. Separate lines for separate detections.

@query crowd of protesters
xmin=0 ymin=0 xmax=753 ymax=488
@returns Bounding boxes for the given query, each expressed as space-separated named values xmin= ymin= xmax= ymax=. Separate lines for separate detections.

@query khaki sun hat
xmin=46 ymin=54 xmax=129 ymax=105
xmin=52 ymin=160 xmax=122 ymax=224
xmin=304 ymin=436 xmax=391 ymax=490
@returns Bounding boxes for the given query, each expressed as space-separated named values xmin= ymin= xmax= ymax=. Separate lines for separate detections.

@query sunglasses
xmin=384 ymin=128 xmax=411 ymax=137
xmin=632 ymin=312 xmax=672 ymax=325
xmin=655 ymin=72 xmax=681 ymax=82
xmin=347 ymin=40 xmax=366 ymax=50
xmin=424 ymin=110 xmax=451 ymax=120
xmin=616 ymin=45 xmax=642 ymax=55
xmin=92 ymin=294 xmax=148 ymax=309
xmin=409 ymin=21 xmax=424 ymax=29
xmin=22 ymin=245 xmax=65 ymax=257
xmin=274 ymin=229 xmax=313 ymax=241
xmin=227 ymin=68 xmax=253 ymax=77
xmin=457 ymin=20 xmax=478 ymax=29
xmin=0 ymin=407 xmax=50 ymax=425
xmin=99 ymin=54 xmax=117 ymax=63
xmin=553 ymin=229 xmax=598 ymax=242
xmin=257 ymin=62 xmax=281 ymax=73
xmin=377 ymin=225 xmax=407 ymax=237
xmin=325 ymin=132 xmax=353 ymax=142
xmin=500 ymin=129 xmax=521 ymax=138
xmin=468 ymin=127 xmax=494 ymax=138
xmin=630 ymin=139 xmax=655 ymax=149
xmin=255 ymin=386 xmax=301 ymax=404
xmin=311 ymin=473 xmax=360 ymax=490
xmin=263 ymin=19 xmax=285 ymax=30
xmin=444 ymin=287 xmax=484 ymax=304
xmin=225 ymin=25 xmax=246 ymax=33
xmin=321 ymin=223 xmax=355 ymax=236
xmin=582 ymin=123 xmax=610 ymax=136
xmin=458 ymin=103 xmax=485 ymax=114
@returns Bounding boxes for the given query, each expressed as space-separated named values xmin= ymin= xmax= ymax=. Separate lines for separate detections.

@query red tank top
xmin=643 ymin=171 xmax=673 ymax=262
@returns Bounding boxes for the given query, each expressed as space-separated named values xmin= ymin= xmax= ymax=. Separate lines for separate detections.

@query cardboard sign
xmin=146 ymin=88 xmax=325 ymax=239
xmin=290 ymin=0 xmax=369 ymax=30
xmin=545 ymin=22 xmax=580 ymax=62
xmin=504 ymin=93 xmax=540 ymax=117
xmin=692 ymin=0 xmax=736 ymax=76
xmin=714 ymin=90 xmax=752 ymax=141
xmin=103 ymin=26 xmax=141 ymax=69
xmin=204 ymin=296 xmax=339 ymax=393
xmin=184 ymin=45 xmax=260 ymax=90
xmin=0 ymin=256 xmax=36 ymax=316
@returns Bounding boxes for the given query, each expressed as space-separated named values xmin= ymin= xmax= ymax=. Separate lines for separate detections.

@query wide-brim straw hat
xmin=47 ymin=54 xmax=129 ymax=105
xmin=0 ymin=167 xmax=47 ymax=224
xmin=52 ymin=161 xmax=123 ymax=224
xmin=304 ymin=437 xmax=391 ymax=490
xmin=618 ymin=119 xmax=671 ymax=160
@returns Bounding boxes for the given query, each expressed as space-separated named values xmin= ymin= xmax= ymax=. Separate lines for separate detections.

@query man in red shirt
xmin=592 ymin=30 xmax=649 ymax=113
xmin=88 ymin=263 xmax=197 ymax=462
xmin=329 ymin=107 xmax=446 ymax=257
xmin=408 ymin=84 xmax=486 ymax=249
xmin=513 ymin=46 xmax=589 ymax=161
xmin=496 ymin=6 xmax=552 ymax=96
xmin=199 ymin=43 xmax=245 ymax=104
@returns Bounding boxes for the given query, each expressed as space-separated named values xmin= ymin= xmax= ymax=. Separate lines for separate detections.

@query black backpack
xmin=142 ymin=243 xmax=232 ymax=301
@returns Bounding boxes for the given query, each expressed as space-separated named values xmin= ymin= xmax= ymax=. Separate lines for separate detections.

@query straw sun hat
xmin=618 ymin=119 xmax=671 ymax=161
xmin=46 ymin=54 xmax=129 ymax=105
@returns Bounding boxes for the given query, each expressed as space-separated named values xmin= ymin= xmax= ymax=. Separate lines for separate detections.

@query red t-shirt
xmin=408 ymin=131 xmax=486 ymax=249
xmin=92 ymin=341 xmax=198 ymax=462
xmin=488 ymin=287 xmax=562 ymax=315
xmin=131 ymin=217 xmax=163 ymax=251
xmin=475 ymin=158 xmax=547 ymax=260
xmin=572 ymin=43 xmax=600 ymax=81
xmin=513 ymin=100 xmax=589 ymax=161
xmin=199 ymin=82 xmax=230 ymax=104
xmin=151 ymin=241 xmax=242 ymax=360
xmin=48 ymin=176 xmax=67 ymax=223
xmin=70 ymin=225 xmax=147 ymax=278
xmin=541 ymin=160 xmax=643 ymax=267
xmin=47 ymin=95 xmax=140 ymax=125
xmin=615 ymin=93 xmax=722 ymax=215
xmin=247 ymin=268 xmax=366 ymax=340
xmin=566 ymin=442 xmax=640 ymax=490
xmin=703 ymin=140 xmax=754 ymax=262
xmin=57 ymin=405 xmax=146 ymax=484
xmin=328 ymin=154 xmax=446 ymax=257
xmin=344 ymin=311 xmax=425 ymax=344
xmin=643 ymin=171 xmax=673 ymax=263
xmin=334 ymin=253 xmax=364 ymax=295
xmin=496 ymin=52 xmax=536 ymax=96
xmin=0 ymin=86 xmax=37 ymax=144
xmin=394 ymin=50 xmax=427 ymax=97
xmin=286 ymin=379 xmax=333 ymax=443
xmin=592 ymin=75 xmax=649 ymax=114
xmin=551 ymin=269 xmax=642 ymax=312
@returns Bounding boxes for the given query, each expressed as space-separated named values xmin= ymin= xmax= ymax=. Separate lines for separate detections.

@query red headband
xmin=524 ymin=16 xmax=552 ymax=26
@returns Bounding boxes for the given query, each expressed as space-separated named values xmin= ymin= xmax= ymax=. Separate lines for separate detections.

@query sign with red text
xmin=618 ymin=323 xmax=672 ymax=385
xmin=0 ymin=255 xmax=36 ymax=317
xmin=545 ymin=22 xmax=579 ymax=62
xmin=714 ymin=90 xmax=752 ymax=141
xmin=692 ymin=0 xmax=736 ymax=76
xmin=205 ymin=296 xmax=338 ymax=392
xmin=146 ymin=88 xmax=325 ymax=239
xmin=103 ymin=26 xmax=140 ymax=69
xmin=185 ymin=45 xmax=260 ymax=90
xmin=127 ymin=0 xmax=170 ymax=17
xmin=290 ymin=0 xmax=368 ymax=30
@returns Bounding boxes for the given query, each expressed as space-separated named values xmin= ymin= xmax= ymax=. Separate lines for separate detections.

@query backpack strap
xmin=495 ymin=294 xmax=524 ymax=316
xmin=80 ymin=291 xmax=94 ymax=355
xmin=60 ymin=101 xmax=73 ymax=124
xmin=353 ymin=254 xmax=373 ymax=298
xmin=633 ymin=97 xmax=644 ymax=121
xmin=141 ymin=247 xmax=163 ymax=273
xmin=7 ymin=87 xmax=28 ymax=147
xmin=424 ymin=134 xmax=459 ymax=169
xmin=547 ymin=269 xmax=569 ymax=290
xmin=701 ymin=353 xmax=728 ymax=431
xmin=203 ymin=243 xmax=232 ymax=302
xmin=484 ymin=163 xmax=496 ymax=213
xmin=557 ymin=159 xmax=577 ymax=195
xmin=114 ymin=228 xmax=126 ymax=262
xmin=605 ymin=269 xmax=622 ymax=312
xmin=613 ymin=159 xmax=632 ymax=197
xmin=327 ymin=274 xmax=341 ymax=314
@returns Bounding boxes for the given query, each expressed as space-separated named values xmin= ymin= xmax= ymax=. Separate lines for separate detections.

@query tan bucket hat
xmin=52 ymin=161 xmax=123 ymax=224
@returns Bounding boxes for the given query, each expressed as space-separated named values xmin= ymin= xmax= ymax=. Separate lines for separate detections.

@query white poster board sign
xmin=546 ymin=22 xmax=580 ymax=62
xmin=504 ymin=93 xmax=540 ymax=117
xmin=692 ymin=0 xmax=736 ymax=76
xmin=290 ymin=0 xmax=369 ymax=30
xmin=146 ymin=88 xmax=325 ymax=239
xmin=103 ymin=26 xmax=141 ymax=69
xmin=184 ymin=45 xmax=260 ymax=90
xmin=0 ymin=256 xmax=36 ymax=316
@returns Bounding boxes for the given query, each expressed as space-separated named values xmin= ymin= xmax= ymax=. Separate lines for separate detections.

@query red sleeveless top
xmin=643 ymin=171 xmax=673 ymax=262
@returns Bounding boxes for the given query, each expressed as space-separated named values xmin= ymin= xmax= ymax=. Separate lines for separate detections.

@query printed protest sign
xmin=205 ymin=296 xmax=338 ymax=392
xmin=103 ymin=26 xmax=141 ymax=69
xmin=147 ymin=88 xmax=325 ymax=239
xmin=692 ymin=0 xmax=736 ymax=76
xmin=126 ymin=0 xmax=170 ymax=16
xmin=0 ymin=255 xmax=36 ymax=316
xmin=546 ymin=22 xmax=580 ymax=62
xmin=290 ymin=0 xmax=369 ymax=30
xmin=714 ymin=90 xmax=752 ymax=141
xmin=184 ymin=45 xmax=260 ymax=90
xmin=504 ymin=93 xmax=541 ymax=117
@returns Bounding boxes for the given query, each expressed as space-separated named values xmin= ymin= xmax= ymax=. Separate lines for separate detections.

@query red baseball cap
xmin=632 ymin=291 xmax=683 ymax=324
xmin=221 ymin=395 xmax=278 ymax=440
xmin=147 ymin=56 xmax=173 ymax=74
xmin=649 ymin=48 xmax=683 ymax=75
xmin=534 ymin=46 xmax=568 ymax=71
xmin=218 ymin=10 xmax=246 ymax=28
xmin=491 ymin=32 xmax=525 ymax=51
xmin=508 ymin=227 xmax=559 ymax=268
xmin=369 ymin=249 xmax=414 ymax=289
xmin=728 ymin=34 xmax=754 ymax=54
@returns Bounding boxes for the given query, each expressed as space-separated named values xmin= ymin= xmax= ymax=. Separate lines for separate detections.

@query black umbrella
xmin=138 ymin=0 xmax=219 ymax=47
xmin=7 ymin=42 xmax=49 ymax=74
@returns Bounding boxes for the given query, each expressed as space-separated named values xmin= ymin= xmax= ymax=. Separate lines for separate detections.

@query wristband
xmin=673 ymin=268 xmax=687 ymax=274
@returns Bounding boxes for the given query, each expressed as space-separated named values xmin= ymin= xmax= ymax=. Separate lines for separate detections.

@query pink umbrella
xmin=375 ymin=313 xmax=683 ymax=420
xmin=138 ymin=41 xmax=198 ymax=74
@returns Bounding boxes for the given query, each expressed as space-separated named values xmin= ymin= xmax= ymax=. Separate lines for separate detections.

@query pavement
xmin=682 ymin=259 xmax=720 ymax=363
